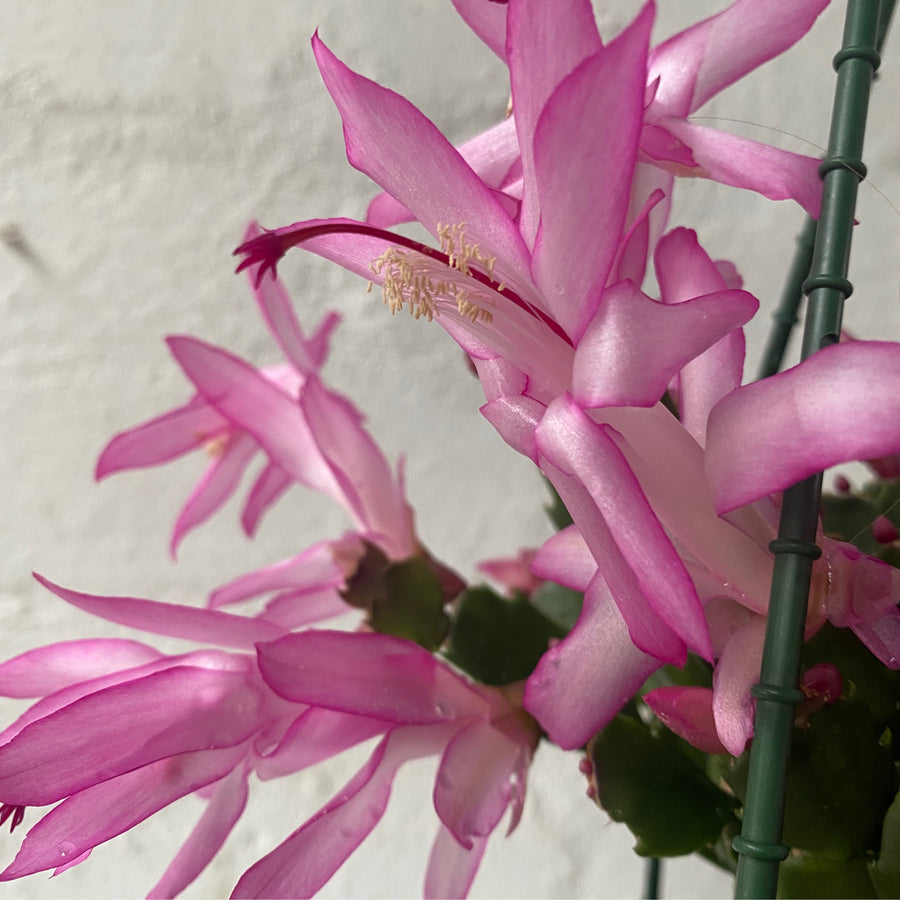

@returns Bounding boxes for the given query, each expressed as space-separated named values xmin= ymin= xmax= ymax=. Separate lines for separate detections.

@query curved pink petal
xmin=0 ymin=650 xmax=233 ymax=748
xmin=820 ymin=538 xmax=900 ymax=628
xmin=95 ymin=396 xmax=227 ymax=479
xmin=507 ymin=0 xmax=602 ymax=248
xmin=530 ymin=5 xmax=651 ymax=341
xmin=35 ymin=574 xmax=286 ymax=648
xmin=712 ymin=616 xmax=766 ymax=755
xmin=538 ymin=396 xmax=711 ymax=660
xmin=477 ymin=549 xmax=542 ymax=596
xmin=706 ymin=342 xmax=900 ymax=514
xmin=531 ymin=525 xmax=594 ymax=592
xmin=0 ymin=639 xmax=163 ymax=699
xmin=425 ymin=825 xmax=488 ymax=900
xmin=0 ymin=666 xmax=259 ymax=806
xmin=300 ymin=376 xmax=415 ymax=558
xmin=538 ymin=456 xmax=685 ymax=664
xmin=147 ymin=763 xmax=250 ymax=900
xmin=256 ymin=708 xmax=388 ymax=781
xmin=0 ymin=744 xmax=248 ymax=880
xmin=171 ymin=433 xmax=258 ymax=557
xmin=659 ymin=118 xmax=822 ymax=218
xmin=165 ymin=336 xmax=345 ymax=502
xmin=852 ymin=606 xmax=900 ymax=670
xmin=643 ymin=686 xmax=729 ymax=754
xmin=208 ymin=539 xmax=352 ymax=609
xmin=573 ymin=281 xmax=756 ymax=409
xmin=367 ymin=117 xmax=520 ymax=229
xmin=480 ymin=395 xmax=543 ymax=462
xmin=654 ymin=227 xmax=747 ymax=445
xmin=259 ymin=587 xmax=351 ymax=630
xmin=450 ymin=0 xmax=508 ymax=60
xmin=433 ymin=721 xmax=521 ymax=847
xmin=231 ymin=725 xmax=454 ymax=900
xmin=524 ymin=574 xmax=660 ymax=749
xmin=312 ymin=35 xmax=531 ymax=286
xmin=257 ymin=631 xmax=488 ymax=724
xmin=647 ymin=0 xmax=829 ymax=118
xmin=241 ymin=461 xmax=292 ymax=536
xmin=601 ymin=403 xmax=775 ymax=608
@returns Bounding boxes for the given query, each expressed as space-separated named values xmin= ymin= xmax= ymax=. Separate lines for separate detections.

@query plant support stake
xmin=733 ymin=2 xmax=883 ymax=897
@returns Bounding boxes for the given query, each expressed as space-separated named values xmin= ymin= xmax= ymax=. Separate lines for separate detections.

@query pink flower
xmin=97 ymin=223 xmax=342 ymax=555
xmin=370 ymin=0 xmax=827 ymax=233
xmin=0 ymin=581 xmax=536 ymax=898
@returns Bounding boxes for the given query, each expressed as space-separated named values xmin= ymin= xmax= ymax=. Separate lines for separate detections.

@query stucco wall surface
xmin=1 ymin=1 xmax=898 ymax=897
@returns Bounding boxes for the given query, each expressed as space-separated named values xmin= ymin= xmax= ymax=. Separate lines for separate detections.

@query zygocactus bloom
xmin=0 ymin=584 xmax=536 ymax=898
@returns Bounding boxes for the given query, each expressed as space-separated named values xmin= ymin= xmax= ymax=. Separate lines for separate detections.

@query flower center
xmin=371 ymin=223 xmax=500 ymax=323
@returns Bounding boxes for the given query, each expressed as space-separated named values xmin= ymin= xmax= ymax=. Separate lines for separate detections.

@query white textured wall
xmin=1 ymin=1 xmax=898 ymax=897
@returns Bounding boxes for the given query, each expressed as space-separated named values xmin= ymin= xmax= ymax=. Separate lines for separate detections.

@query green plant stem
xmin=643 ymin=857 xmax=662 ymax=900
xmin=733 ymin=3 xmax=883 ymax=898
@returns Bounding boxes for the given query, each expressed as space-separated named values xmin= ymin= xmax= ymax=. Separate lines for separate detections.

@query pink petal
xmin=424 ymin=825 xmax=488 ymax=900
xmin=300 ymin=376 xmax=416 ymax=559
xmin=0 ymin=639 xmax=163 ymax=699
xmin=524 ymin=573 xmax=660 ymax=749
xmin=601 ymin=403 xmax=775 ymax=608
xmin=819 ymin=538 xmax=900 ymax=628
xmin=0 ymin=744 xmax=248 ymax=880
xmin=648 ymin=0 xmax=829 ymax=117
xmin=643 ymin=686 xmax=729 ymax=754
xmin=367 ymin=117 xmax=520 ymax=229
xmin=433 ymin=721 xmax=521 ymax=847
xmin=477 ymin=549 xmax=542 ymax=595
xmin=95 ymin=396 xmax=227 ymax=479
xmin=450 ymin=0 xmax=508 ymax=60
xmin=241 ymin=461 xmax=292 ymax=536
xmin=706 ymin=342 xmax=900 ymax=513
xmin=259 ymin=587 xmax=352 ymax=630
xmin=479 ymin=395 xmax=544 ymax=462
xmin=0 ymin=650 xmax=234 ymax=747
xmin=659 ymin=118 xmax=823 ymax=218
xmin=170 ymin=433 xmax=258 ymax=556
xmin=165 ymin=336 xmax=345 ymax=502
xmin=712 ymin=616 xmax=766 ymax=755
xmin=0 ymin=665 xmax=259 ymax=806
xmin=208 ymin=539 xmax=352 ymax=609
xmin=231 ymin=725 xmax=454 ymax=899
xmin=538 ymin=397 xmax=711 ymax=660
xmin=147 ymin=763 xmax=250 ymax=899
xmin=654 ymin=227 xmax=747 ymax=445
xmin=852 ymin=607 xmax=900 ymax=670
xmin=256 ymin=708 xmax=389 ymax=781
xmin=530 ymin=5 xmax=652 ymax=341
xmin=35 ymin=574 xmax=286 ymax=648
xmin=531 ymin=525 xmax=594 ymax=592
xmin=257 ymin=631 xmax=489 ymax=724
xmin=312 ymin=35 xmax=531 ymax=284
xmin=572 ymin=280 xmax=756 ymax=409
xmin=506 ymin=0 xmax=602 ymax=248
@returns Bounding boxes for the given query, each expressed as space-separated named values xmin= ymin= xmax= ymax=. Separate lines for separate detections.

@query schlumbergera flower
xmin=0 ymin=239 xmax=537 ymax=897
xmin=229 ymin=3 xmax=768 ymax=742
xmin=0 ymin=586 xmax=537 ymax=897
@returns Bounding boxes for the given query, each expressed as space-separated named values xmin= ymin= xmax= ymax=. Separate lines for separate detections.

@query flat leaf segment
xmin=734 ymin=2 xmax=886 ymax=897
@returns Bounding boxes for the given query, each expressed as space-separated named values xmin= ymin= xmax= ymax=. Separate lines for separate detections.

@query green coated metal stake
xmin=756 ymin=217 xmax=816 ymax=380
xmin=732 ymin=3 xmax=882 ymax=898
